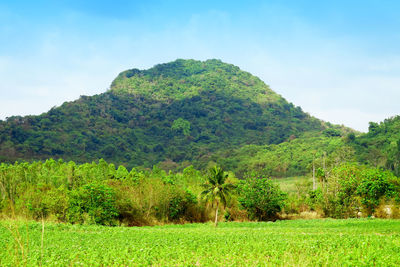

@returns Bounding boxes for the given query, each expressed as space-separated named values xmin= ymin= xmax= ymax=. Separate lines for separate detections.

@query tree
xmin=323 ymin=128 xmax=341 ymax=137
xmin=238 ymin=175 xmax=287 ymax=221
xmin=201 ymin=166 xmax=235 ymax=227
xmin=356 ymin=168 xmax=396 ymax=215
xmin=171 ymin=118 xmax=191 ymax=136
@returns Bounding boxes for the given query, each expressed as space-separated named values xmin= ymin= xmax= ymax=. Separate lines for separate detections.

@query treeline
xmin=0 ymin=159 xmax=289 ymax=225
xmin=0 ymin=159 xmax=211 ymax=226
xmin=1 ymin=159 xmax=399 ymax=226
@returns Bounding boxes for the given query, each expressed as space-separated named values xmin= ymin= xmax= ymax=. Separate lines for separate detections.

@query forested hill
xmin=0 ymin=59 xmax=335 ymax=170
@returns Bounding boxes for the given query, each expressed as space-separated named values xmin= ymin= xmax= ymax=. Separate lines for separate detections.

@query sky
xmin=1 ymin=0 xmax=399 ymax=132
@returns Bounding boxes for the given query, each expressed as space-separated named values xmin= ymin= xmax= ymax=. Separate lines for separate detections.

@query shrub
xmin=22 ymin=184 xmax=69 ymax=221
xmin=67 ymin=183 xmax=119 ymax=225
xmin=238 ymin=175 xmax=287 ymax=221
xmin=167 ymin=189 xmax=198 ymax=221
xmin=112 ymin=185 xmax=147 ymax=226
xmin=356 ymin=168 xmax=396 ymax=215
xmin=320 ymin=164 xmax=399 ymax=218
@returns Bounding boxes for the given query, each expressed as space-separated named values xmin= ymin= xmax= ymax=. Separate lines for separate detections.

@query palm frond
xmin=219 ymin=191 xmax=228 ymax=207
xmin=222 ymin=183 xmax=236 ymax=192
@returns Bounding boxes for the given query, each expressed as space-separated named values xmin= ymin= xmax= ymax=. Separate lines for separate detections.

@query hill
xmin=0 ymin=59 xmax=339 ymax=171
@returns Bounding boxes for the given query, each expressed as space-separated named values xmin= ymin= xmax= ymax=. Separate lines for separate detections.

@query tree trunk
xmin=214 ymin=200 xmax=219 ymax=227
xmin=312 ymin=154 xmax=316 ymax=190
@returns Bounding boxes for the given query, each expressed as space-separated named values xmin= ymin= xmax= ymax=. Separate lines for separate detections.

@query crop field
xmin=1 ymin=219 xmax=400 ymax=266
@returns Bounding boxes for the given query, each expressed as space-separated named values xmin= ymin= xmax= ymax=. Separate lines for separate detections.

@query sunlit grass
xmin=272 ymin=176 xmax=312 ymax=193
xmin=1 ymin=219 xmax=399 ymax=266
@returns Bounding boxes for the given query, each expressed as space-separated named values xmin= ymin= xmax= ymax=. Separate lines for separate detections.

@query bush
xmin=320 ymin=164 xmax=399 ymax=218
xmin=112 ymin=183 xmax=147 ymax=226
xmin=67 ymin=183 xmax=119 ymax=225
xmin=238 ymin=175 xmax=287 ymax=221
xmin=167 ymin=189 xmax=198 ymax=221
xmin=306 ymin=189 xmax=323 ymax=211
xmin=22 ymin=184 xmax=69 ymax=221
xmin=356 ymin=168 xmax=396 ymax=215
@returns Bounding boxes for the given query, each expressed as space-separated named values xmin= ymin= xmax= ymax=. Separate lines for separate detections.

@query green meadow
xmin=272 ymin=176 xmax=311 ymax=193
xmin=1 ymin=219 xmax=399 ymax=266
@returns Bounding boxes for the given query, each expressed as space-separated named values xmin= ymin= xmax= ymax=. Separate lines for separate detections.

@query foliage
xmin=317 ymin=163 xmax=399 ymax=217
xmin=0 ymin=59 xmax=328 ymax=172
xmin=201 ymin=166 xmax=235 ymax=226
xmin=23 ymin=185 xmax=69 ymax=221
xmin=350 ymin=115 xmax=400 ymax=176
xmin=355 ymin=168 xmax=396 ymax=214
xmin=238 ymin=174 xmax=287 ymax=220
xmin=67 ymin=183 xmax=119 ymax=225
xmin=0 ymin=160 xmax=211 ymax=225
xmin=171 ymin=118 xmax=191 ymax=136
xmin=167 ymin=189 xmax=198 ymax=221
xmin=217 ymin=135 xmax=352 ymax=178
xmin=323 ymin=128 xmax=342 ymax=137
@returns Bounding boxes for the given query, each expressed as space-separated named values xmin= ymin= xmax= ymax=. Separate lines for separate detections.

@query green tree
xmin=201 ymin=166 xmax=235 ymax=226
xmin=171 ymin=118 xmax=191 ymax=136
xmin=356 ymin=168 xmax=396 ymax=215
xmin=238 ymin=175 xmax=287 ymax=221
xmin=67 ymin=183 xmax=119 ymax=225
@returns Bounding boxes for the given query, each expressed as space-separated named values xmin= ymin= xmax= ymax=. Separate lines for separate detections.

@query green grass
xmin=1 ymin=219 xmax=400 ymax=266
xmin=273 ymin=176 xmax=312 ymax=193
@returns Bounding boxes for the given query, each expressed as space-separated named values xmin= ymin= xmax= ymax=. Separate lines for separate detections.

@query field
xmin=272 ymin=176 xmax=311 ymax=193
xmin=1 ymin=219 xmax=400 ymax=266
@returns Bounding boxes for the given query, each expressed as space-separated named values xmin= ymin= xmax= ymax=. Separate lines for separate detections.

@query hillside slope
xmin=0 ymin=59 xmax=331 ymax=170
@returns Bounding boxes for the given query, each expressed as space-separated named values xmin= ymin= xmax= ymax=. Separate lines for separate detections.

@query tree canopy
xmin=0 ymin=59 xmax=332 ymax=174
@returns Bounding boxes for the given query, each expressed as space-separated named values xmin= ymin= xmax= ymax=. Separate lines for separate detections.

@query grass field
xmin=272 ymin=176 xmax=312 ymax=193
xmin=1 ymin=219 xmax=400 ymax=266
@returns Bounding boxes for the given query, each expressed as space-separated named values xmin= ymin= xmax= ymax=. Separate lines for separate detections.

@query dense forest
xmin=0 ymin=59 xmax=399 ymax=178
xmin=0 ymin=59 xmax=340 ymax=174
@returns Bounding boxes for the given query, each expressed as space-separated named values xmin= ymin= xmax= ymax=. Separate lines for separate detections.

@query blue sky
xmin=1 ymin=0 xmax=399 ymax=132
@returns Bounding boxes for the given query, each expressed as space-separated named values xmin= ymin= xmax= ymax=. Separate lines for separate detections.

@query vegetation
xmin=0 ymin=59 xmax=334 ymax=174
xmin=0 ymin=159 xmax=209 ymax=226
xmin=313 ymin=163 xmax=399 ymax=218
xmin=349 ymin=116 xmax=400 ymax=176
xmin=2 ymin=219 xmax=400 ymax=266
xmin=238 ymin=174 xmax=287 ymax=221
xmin=282 ymin=163 xmax=400 ymax=220
xmin=1 ymin=58 xmax=400 ymax=265
xmin=1 ymin=60 xmax=400 ymax=180
xmin=0 ymin=158 xmax=399 ymax=226
xmin=217 ymin=134 xmax=352 ymax=178
xmin=201 ymin=166 xmax=235 ymax=226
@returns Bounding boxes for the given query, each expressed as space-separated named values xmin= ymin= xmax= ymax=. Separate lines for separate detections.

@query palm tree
xmin=201 ymin=166 xmax=235 ymax=227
